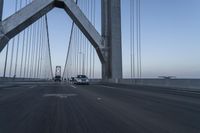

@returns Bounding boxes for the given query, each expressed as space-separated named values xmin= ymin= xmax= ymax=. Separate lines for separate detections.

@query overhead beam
xmin=0 ymin=0 xmax=55 ymax=52
xmin=55 ymin=0 xmax=105 ymax=63
xmin=0 ymin=0 xmax=105 ymax=63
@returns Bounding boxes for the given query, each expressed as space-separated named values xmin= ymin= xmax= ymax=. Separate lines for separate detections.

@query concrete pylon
xmin=101 ymin=0 xmax=122 ymax=81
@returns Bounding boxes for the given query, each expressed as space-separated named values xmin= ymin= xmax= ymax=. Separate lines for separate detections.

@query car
xmin=74 ymin=75 xmax=89 ymax=85
xmin=54 ymin=76 xmax=61 ymax=82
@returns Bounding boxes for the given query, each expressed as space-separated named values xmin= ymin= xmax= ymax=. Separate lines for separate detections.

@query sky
xmin=0 ymin=0 xmax=200 ymax=78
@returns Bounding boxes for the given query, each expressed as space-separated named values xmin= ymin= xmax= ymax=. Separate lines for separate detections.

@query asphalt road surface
xmin=0 ymin=82 xmax=200 ymax=133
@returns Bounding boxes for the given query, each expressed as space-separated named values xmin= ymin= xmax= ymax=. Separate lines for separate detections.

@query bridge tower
xmin=0 ymin=0 xmax=122 ymax=81
xmin=101 ymin=0 xmax=122 ymax=81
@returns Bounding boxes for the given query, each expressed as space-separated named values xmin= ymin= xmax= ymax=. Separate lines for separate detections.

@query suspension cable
xmin=20 ymin=11 xmax=27 ymax=77
xmin=37 ymin=17 xmax=44 ymax=78
xmin=38 ymin=18 xmax=43 ymax=78
xmin=14 ymin=0 xmax=23 ymax=77
xmin=135 ymin=0 xmax=142 ymax=78
xmin=9 ymin=0 xmax=19 ymax=77
xmin=130 ymin=0 xmax=135 ymax=79
xmin=138 ymin=0 xmax=142 ymax=78
xmin=45 ymin=14 xmax=53 ymax=79
xmin=24 ymin=22 xmax=30 ymax=78
xmin=89 ymin=0 xmax=92 ymax=78
xmin=130 ymin=0 xmax=133 ymax=78
xmin=92 ymin=0 xmax=96 ymax=78
xmin=3 ymin=43 xmax=9 ymax=78
xmin=26 ymin=25 xmax=33 ymax=78
xmin=63 ymin=22 xmax=74 ymax=78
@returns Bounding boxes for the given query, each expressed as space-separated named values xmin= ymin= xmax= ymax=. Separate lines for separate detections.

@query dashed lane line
xmin=29 ymin=86 xmax=36 ymax=89
xmin=98 ymin=85 xmax=116 ymax=89
xmin=70 ymin=85 xmax=77 ymax=89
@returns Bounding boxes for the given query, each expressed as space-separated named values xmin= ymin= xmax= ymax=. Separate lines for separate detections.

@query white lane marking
xmin=44 ymin=93 xmax=77 ymax=99
xmin=99 ymin=85 xmax=116 ymax=89
xmin=3 ymin=86 xmax=22 ymax=89
xmin=70 ymin=85 xmax=77 ymax=88
xmin=176 ymin=90 xmax=200 ymax=95
xmin=97 ymin=97 xmax=102 ymax=101
xmin=29 ymin=86 xmax=35 ymax=89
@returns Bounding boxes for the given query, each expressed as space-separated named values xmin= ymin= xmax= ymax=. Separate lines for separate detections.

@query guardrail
xmin=1 ymin=77 xmax=200 ymax=90
xmin=103 ymin=78 xmax=200 ymax=90
xmin=0 ymin=77 xmax=51 ymax=82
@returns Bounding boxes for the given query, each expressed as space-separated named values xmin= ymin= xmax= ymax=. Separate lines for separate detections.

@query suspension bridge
xmin=0 ymin=0 xmax=200 ymax=133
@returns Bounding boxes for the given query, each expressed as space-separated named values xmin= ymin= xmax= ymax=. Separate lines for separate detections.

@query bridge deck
xmin=0 ymin=82 xmax=200 ymax=133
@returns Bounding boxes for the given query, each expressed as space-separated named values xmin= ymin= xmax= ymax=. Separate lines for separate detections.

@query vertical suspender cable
xmin=75 ymin=28 xmax=77 ymax=76
xmin=77 ymin=27 xmax=79 ymax=75
xmin=23 ymin=0 xmax=30 ymax=78
xmin=130 ymin=0 xmax=135 ymax=79
xmin=89 ymin=0 xmax=92 ymax=78
xmin=79 ymin=28 xmax=81 ymax=74
xmin=86 ymin=0 xmax=89 ymax=76
xmin=39 ymin=17 xmax=45 ymax=78
xmin=138 ymin=0 xmax=142 ymax=78
xmin=74 ymin=27 xmax=76 ymax=75
xmin=83 ymin=0 xmax=86 ymax=76
xmin=130 ymin=0 xmax=133 ymax=78
xmin=2 ymin=0 xmax=9 ymax=78
xmin=20 ymin=29 xmax=25 ymax=78
xmin=36 ymin=18 xmax=43 ymax=78
xmin=34 ymin=20 xmax=40 ymax=78
xmin=31 ymin=22 xmax=37 ymax=78
xmin=32 ymin=21 xmax=38 ymax=78
xmin=45 ymin=14 xmax=53 ymax=79
xmin=92 ymin=0 xmax=96 ymax=78
xmin=24 ymin=35 xmax=29 ymax=78
xmin=26 ymin=0 xmax=35 ymax=77
xmin=78 ymin=0 xmax=82 ymax=75
xmin=26 ymin=25 xmax=33 ymax=78
xmin=20 ymin=0 xmax=29 ymax=78
xmin=38 ymin=18 xmax=43 ymax=78
xmin=14 ymin=0 xmax=23 ymax=77
xmin=136 ymin=0 xmax=142 ymax=78
xmin=84 ymin=0 xmax=87 ymax=76
xmin=77 ymin=27 xmax=79 ymax=74
xmin=63 ymin=0 xmax=78 ymax=77
xmin=9 ymin=0 xmax=18 ymax=77
xmin=75 ymin=27 xmax=77 ymax=75
xmin=30 ymin=22 xmax=36 ymax=78
xmin=136 ymin=0 xmax=139 ymax=78
xmin=63 ymin=22 xmax=74 ymax=78
xmin=84 ymin=0 xmax=86 ymax=75
xmin=24 ymin=23 xmax=30 ymax=77
xmin=3 ymin=43 xmax=9 ymax=78
xmin=63 ymin=22 xmax=75 ymax=78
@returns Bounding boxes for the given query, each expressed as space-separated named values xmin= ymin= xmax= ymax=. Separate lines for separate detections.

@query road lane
xmin=0 ymin=82 xmax=200 ymax=133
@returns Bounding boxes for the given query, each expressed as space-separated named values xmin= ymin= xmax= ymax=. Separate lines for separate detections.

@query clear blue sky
xmin=1 ymin=0 xmax=200 ymax=78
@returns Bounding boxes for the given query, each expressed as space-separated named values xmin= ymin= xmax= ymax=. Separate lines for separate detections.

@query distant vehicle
xmin=74 ymin=75 xmax=89 ymax=85
xmin=54 ymin=66 xmax=62 ymax=82
xmin=54 ymin=75 xmax=61 ymax=82
xmin=158 ymin=76 xmax=176 ymax=79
